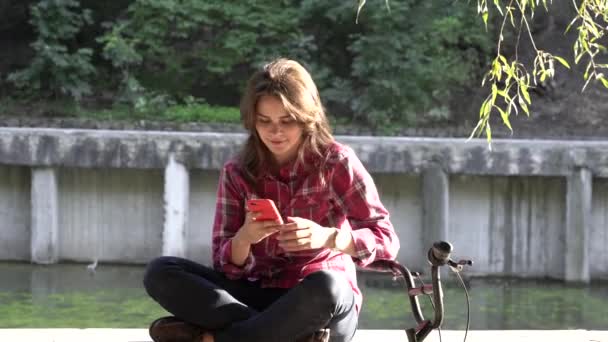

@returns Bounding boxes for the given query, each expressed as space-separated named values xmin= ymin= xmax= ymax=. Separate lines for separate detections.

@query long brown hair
xmin=239 ymin=58 xmax=334 ymax=185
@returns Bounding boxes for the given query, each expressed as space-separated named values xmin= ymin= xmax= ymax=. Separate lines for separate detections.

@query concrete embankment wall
xmin=1 ymin=128 xmax=607 ymax=282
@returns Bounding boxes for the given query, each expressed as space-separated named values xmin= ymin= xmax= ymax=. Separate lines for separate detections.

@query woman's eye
xmin=280 ymin=119 xmax=296 ymax=125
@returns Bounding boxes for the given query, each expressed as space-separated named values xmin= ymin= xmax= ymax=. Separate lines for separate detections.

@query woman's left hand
xmin=276 ymin=216 xmax=335 ymax=252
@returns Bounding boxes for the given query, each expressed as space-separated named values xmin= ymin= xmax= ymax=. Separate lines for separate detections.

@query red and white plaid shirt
xmin=212 ymin=141 xmax=400 ymax=310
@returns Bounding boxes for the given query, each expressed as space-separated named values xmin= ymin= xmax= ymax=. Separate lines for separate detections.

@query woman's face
xmin=255 ymin=95 xmax=304 ymax=165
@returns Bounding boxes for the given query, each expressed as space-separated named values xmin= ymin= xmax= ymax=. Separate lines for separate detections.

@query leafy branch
xmin=472 ymin=0 xmax=607 ymax=146
xmin=356 ymin=0 xmax=608 ymax=144
xmin=569 ymin=0 xmax=608 ymax=90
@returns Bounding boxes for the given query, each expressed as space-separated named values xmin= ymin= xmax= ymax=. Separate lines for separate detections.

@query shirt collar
xmin=262 ymin=152 xmax=317 ymax=182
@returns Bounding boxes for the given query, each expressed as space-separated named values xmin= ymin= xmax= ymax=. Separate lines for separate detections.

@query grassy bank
xmin=0 ymin=98 xmax=242 ymax=125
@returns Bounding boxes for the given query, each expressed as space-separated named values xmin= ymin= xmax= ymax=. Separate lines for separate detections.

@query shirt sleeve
xmin=212 ymin=164 xmax=255 ymax=279
xmin=330 ymin=146 xmax=400 ymax=267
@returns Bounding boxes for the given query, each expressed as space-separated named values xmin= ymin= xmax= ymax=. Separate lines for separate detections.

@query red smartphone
xmin=246 ymin=199 xmax=283 ymax=224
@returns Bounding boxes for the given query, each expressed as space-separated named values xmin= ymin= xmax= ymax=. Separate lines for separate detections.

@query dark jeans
xmin=143 ymin=256 xmax=358 ymax=342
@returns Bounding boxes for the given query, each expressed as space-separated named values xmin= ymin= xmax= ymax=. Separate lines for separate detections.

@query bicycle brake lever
xmin=447 ymin=259 xmax=474 ymax=273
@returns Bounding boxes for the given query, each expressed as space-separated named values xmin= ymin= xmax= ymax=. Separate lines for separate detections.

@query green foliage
xmin=164 ymin=98 xmax=240 ymax=123
xmin=471 ymin=0 xmax=608 ymax=145
xmin=72 ymin=97 xmax=240 ymax=125
xmin=93 ymin=0 xmax=493 ymax=129
xmin=3 ymin=0 xmax=496 ymax=130
xmin=7 ymin=0 xmax=95 ymax=101
xmin=345 ymin=1 xmax=493 ymax=127
xmin=96 ymin=21 xmax=144 ymax=107
xmin=569 ymin=0 xmax=608 ymax=90
xmin=98 ymin=1 xmax=308 ymax=101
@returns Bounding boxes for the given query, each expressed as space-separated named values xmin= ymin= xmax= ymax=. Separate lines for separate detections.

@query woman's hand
xmin=234 ymin=211 xmax=281 ymax=246
xmin=276 ymin=216 xmax=335 ymax=252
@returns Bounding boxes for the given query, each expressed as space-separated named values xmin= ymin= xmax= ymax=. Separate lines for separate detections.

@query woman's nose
xmin=269 ymin=122 xmax=282 ymax=134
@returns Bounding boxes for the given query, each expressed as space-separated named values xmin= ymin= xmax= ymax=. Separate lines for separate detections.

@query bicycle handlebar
xmin=363 ymin=241 xmax=473 ymax=342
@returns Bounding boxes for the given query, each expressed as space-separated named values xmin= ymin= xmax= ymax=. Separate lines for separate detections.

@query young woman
xmin=143 ymin=58 xmax=400 ymax=342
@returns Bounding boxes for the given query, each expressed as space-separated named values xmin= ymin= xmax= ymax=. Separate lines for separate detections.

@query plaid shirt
xmin=212 ymin=141 xmax=400 ymax=310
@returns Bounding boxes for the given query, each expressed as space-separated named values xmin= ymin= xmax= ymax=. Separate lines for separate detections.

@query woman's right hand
xmin=233 ymin=211 xmax=281 ymax=246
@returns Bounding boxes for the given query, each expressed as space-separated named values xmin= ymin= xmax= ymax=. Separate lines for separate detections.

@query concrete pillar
xmin=162 ymin=154 xmax=189 ymax=257
xmin=31 ymin=168 xmax=59 ymax=264
xmin=565 ymin=168 xmax=591 ymax=283
xmin=422 ymin=164 xmax=449 ymax=251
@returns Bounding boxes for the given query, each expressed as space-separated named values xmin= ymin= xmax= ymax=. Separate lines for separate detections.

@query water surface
xmin=1 ymin=262 xmax=606 ymax=329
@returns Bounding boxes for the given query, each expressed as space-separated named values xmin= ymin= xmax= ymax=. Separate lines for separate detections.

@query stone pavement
xmin=0 ymin=329 xmax=606 ymax=342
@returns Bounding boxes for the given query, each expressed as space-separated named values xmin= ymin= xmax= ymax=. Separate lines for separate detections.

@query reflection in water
xmin=1 ymin=263 xmax=607 ymax=329
xmin=359 ymin=272 xmax=608 ymax=330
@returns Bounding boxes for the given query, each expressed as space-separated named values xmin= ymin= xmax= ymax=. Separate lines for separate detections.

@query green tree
xmin=7 ymin=0 xmax=95 ymax=101
xmin=1 ymin=0 xmax=497 ymax=130
xmin=298 ymin=0 xmax=493 ymax=129
xmin=347 ymin=1 xmax=491 ymax=127
xmin=98 ymin=0 xmax=308 ymax=106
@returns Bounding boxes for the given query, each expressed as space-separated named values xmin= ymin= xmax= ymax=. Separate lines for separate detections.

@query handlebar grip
xmin=363 ymin=259 xmax=399 ymax=273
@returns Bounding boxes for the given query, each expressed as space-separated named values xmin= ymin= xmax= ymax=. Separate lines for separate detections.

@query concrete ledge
xmin=0 ymin=329 xmax=604 ymax=342
xmin=2 ymin=127 xmax=608 ymax=176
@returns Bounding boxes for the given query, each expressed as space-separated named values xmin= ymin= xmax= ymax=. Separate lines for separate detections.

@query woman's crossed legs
xmin=143 ymin=256 xmax=358 ymax=342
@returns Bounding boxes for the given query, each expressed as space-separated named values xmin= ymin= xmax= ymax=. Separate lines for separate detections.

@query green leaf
xmin=507 ymin=97 xmax=519 ymax=116
xmin=554 ymin=56 xmax=571 ymax=69
xmin=493 ymin=59 xmax=502 ymax=81
xmin=584 ymin=62 xmax=592 ymax=80
xmin=520 ymin=83 xmax=531 ymax=104
xmin=496 ymin=106 xmax=513 ymax=132
xmin=600 ymin=77 xmax=608 ymax=88
xmin=566 ymin=17 xmax=578 ymax=34
xmin=582 ymin=38 xmax=590 ymax=52
xmin=479 ymin=98 xmax=489 ymax=118
xmin=493 ymin=0 xmax=503 ymax=15
xmin=356 ymin=0 xmax=366 ymax=24
xmin=507 ymin=7 xmax=515 ymax=27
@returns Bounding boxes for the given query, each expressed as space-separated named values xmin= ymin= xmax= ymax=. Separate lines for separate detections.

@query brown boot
xmin=296 ymin=328 xmax=330 ymax=342
xmin=148 ymin=316 xmax=205 ymax=342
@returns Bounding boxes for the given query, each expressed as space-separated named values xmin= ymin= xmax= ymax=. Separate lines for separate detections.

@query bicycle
xmin=365 ymin=241 xmax=474 ymax=342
